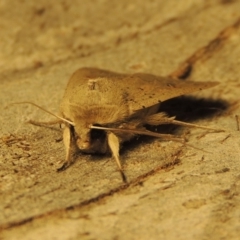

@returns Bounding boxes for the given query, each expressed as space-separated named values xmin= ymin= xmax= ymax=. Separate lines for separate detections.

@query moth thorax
xmin=88 ymin=79 xmax=97 ymax=90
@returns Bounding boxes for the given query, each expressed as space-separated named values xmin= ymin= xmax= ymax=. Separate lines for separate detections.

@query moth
xmin=13 ymin=67 xmax=220 ymax=182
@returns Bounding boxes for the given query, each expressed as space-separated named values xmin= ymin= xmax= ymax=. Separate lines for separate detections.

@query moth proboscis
xmin=9 ymin=67 xmax=223 ymax=182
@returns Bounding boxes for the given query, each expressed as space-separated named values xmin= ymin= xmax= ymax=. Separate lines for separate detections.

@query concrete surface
xmin=0 ymin=0 xmax=240 ymax=239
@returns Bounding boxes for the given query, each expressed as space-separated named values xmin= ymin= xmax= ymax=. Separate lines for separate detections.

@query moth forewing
xmin=11 ymin=67 xmax=220 ymax=182
xmin=120 ymin=73 xmax=218 ymax=112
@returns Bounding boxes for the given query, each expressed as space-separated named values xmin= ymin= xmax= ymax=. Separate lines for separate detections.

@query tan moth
xmin=13 ymin=67 xmax=221 ymax=182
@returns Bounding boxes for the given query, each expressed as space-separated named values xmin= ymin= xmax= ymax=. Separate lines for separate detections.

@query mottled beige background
xmin=1 ymin=1 xmax=240 ymax=239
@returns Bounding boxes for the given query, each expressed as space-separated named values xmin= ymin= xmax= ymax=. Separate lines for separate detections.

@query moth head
xmin=72 ymin=120 xmax=108 ymax=154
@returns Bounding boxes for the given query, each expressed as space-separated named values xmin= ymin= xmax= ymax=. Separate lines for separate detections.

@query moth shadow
xmin=121 ymin=96 xmax=228 ymax=154
xmin=160 ymin=96 xmax=228 ymax=123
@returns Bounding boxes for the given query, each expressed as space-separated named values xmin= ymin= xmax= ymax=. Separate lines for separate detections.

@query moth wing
xmin=120 ymin=73 xmax=218 ymax=111
xmin=61 ymin=68 xmax=218 ymax=115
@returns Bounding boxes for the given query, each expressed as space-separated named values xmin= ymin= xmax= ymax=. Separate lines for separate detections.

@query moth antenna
xmin=168 ymin=119 xmax=224 ymax=132
xmin=91 ymin=125 xmax=184 ymax=143
xmin=144 ymin=113 xmax=224 ymax=132
xmin=91 ymin=125 xmax=210 ymax=153
xmin=7 ymin=102 xmax=75 ymax=126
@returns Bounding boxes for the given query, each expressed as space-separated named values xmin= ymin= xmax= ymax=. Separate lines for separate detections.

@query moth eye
xmin=90 ymin=124 xmax=106 ymax=139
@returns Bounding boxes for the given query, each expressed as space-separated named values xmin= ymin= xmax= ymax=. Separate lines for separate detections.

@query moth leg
xmin=28 ymin=119 xmax=62 ymax=127
xmin=57 ymin=125 xmax=79 ymax=171
xmin=107 ymin=132 xmax=127 ymax=183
